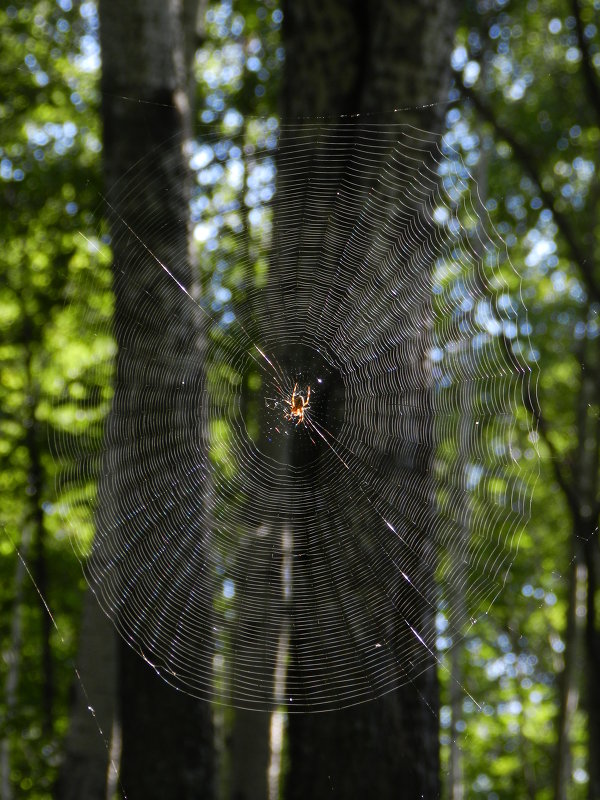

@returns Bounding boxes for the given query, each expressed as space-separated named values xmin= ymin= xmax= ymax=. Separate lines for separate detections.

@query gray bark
xmin=55 ymin=590 xmax=117 ymax=800
xmin=58 ymin=0 xmax=215 ymax=797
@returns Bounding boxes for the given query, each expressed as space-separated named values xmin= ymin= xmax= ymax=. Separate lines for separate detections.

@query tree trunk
xmin=553 ymin=543 xmax=583 ymax=800
xmin=282 ymin=0 xmax=456 ymax=122
xmin=584 ymin=524 xmax=600 ymax=800
xmin=226 ymin=161 xmax=272 ymax=800
xmin=55 ymin=589 xmax=117 ymax=800
xmin=280 ymin=1 xmax=457 ymax=797
xmin=22 ymin=315 xmax=55 ymax=735
xmin=229 ymin=709 xmax=270 ymax=800
xmin=448 ymin=144 xmax=491 ymax=800
xmin=118 ymin=644 xmax=214 ymax=800
xmin=552 ymin=334 xmax=600 ymax=800
xmin=69 ymin=0 xmax=216 ymax=797
xmin=580 ymin=343 xmax=600 ymax=800
xmin=1 ymin=523 xmax=31 ymax=800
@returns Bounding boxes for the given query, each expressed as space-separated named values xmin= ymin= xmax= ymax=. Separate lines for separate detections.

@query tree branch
xmin=535 ymin=406 xmax=581 ymax=522
xmin=460 ymin=81 xmax=600 ymax=305
xmin=499 ymin=331 xmax=581 ymax=520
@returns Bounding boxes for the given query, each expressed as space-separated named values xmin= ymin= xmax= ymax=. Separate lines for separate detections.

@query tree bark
xmin=118 ymin=644 xmax=214 ymax=800
xmin=22 ymin=314 xmax=55 ymax=735
xmin=61 ymin=0 xmax=215 ymax=797
xmin=1 ymin=524 xmax=31 ymax=800
xmin=580 ymin=343 xmax=600 ymax=800
xmin=282 ymin=0 xmax=456 ymax=123
xmin=55 ymin=589 xmax=117 ymax=800
xmin=280 ymin=1 xmax=457 ymax=797
xmin=229 ymin=709 xmax=270 ymax=800
xmin=553 ymin=334 xmax=600 ymax=800
xmin=553 ymin=546 xmax=583 ymax=800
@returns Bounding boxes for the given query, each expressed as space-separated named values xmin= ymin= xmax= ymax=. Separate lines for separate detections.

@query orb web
xmin=54 ymin=116 xmax=537 ymax=711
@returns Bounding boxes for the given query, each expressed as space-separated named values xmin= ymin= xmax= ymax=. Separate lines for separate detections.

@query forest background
xmin=1 ymin=0 xmax=600 ymax=798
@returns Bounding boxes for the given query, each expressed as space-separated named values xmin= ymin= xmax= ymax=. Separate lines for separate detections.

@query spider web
xmin=54 ymin=113 xmax=537 ymax=711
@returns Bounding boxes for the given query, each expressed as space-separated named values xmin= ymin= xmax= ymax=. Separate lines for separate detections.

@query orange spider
xmin=284 ymin=383 xmax=311 ymax=425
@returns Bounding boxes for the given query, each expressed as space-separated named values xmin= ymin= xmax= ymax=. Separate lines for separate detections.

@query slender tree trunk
xmin=461 ymin=37 xmax=600 ymax=799
xmin=280 ymin=1 xmax=457 ymax=797
xmin=26 ymin=401 xmax=54 ymax=736
xmin=580 ymin=345 xmax=600 ymax=800
xmin=22 ymin=316 xmax=54 ymax=734
xmin=448 ymin=145 xmax=492 ymax=800
xmin=584 ymin=525 xmax=600 ymax=800
xmin=553 ymin=335 xmax=600 ymax=800
xmin=448 ymin=648 xmax=464 ymax=799
xmin=553 ymin=532 xmax=586 ymax=800
xmin=1 ymin=524 xmax=31 ymax=800
xmin=55 ymin=589 xmax=117 ymax=800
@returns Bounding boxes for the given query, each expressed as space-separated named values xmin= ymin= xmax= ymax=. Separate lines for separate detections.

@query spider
xmin=284 ymin=383 xmax=311 ymax=425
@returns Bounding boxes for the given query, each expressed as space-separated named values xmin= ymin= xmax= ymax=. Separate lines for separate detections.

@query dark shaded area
xmin=119 ymin=645 xmax=214 ymax=800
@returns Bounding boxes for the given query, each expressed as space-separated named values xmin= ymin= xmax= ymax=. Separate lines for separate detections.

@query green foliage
xmin=437 ymin=0 xmax=600 ymax=796
xmin=0 ymin=0 xmax=108 ymax=795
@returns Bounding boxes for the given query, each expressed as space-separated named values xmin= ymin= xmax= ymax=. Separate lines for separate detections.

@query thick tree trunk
xmin=282 ymin=0 xmax=456 ymax=122
xmin=285 ymin=683 xmax=439 ymax=799
xmin=27 ymin=415 xmax=54 ymax=736
xmin=118 ymin=644 xmax=214 ymax=800
xmin=58 ymin=0 xmax=216 ymax=798
xmin=280 ymin=1 xmax=457 ymax=797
